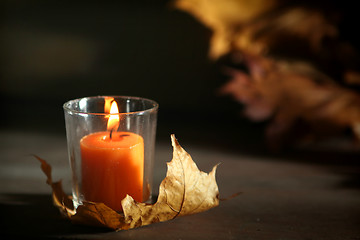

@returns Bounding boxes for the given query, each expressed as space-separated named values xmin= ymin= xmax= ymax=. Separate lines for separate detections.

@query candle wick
xmin=109 ymin=129 xmax=113 ymax=140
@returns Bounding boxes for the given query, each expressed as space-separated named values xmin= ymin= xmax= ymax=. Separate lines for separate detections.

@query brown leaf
xmin=121 ymin=134 xmax=220 ymax=229
xmin=221 ymin=55 xmax=360 ymax=147
xmin=36 ymin=134 xmax=220 ymax=230
xmin=34 ymin=155 xmax=75 ymax=218
xmin=175 ymin=0 xmax=360 ymax=147
xmin=174 ymin=0 xmax=278 ymax=59
xmin=71 ymin=201 xmax=129 ymax=230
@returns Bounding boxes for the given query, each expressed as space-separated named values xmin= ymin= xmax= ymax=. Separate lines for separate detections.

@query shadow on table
xmin=0 ymin=193 xmax=110 ymax=239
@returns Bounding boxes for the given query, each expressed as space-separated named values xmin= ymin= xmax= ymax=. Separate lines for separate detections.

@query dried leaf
xmin=220 ymin=55 xmax=360 ymax=147
xmin=36 ymin=134 xmax=220 ymax=230
xmin=34 ymin=155 xmax=75 ymax=218
xmin=174 ymin=0 xmax=278 ymax=58
xmin=121 ymin=134 xmax=220 ymax=229
xmin=175 ymin=0 xmax=360 ymax=146
xmin=71 ymin=202 xmax=129 ymax=230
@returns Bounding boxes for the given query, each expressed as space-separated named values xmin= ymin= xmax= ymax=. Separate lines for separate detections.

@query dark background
xmin=0 ymin=0 xmax=263 ymax=151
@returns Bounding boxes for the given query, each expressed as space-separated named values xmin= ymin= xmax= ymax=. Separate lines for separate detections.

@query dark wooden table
xmin=1 ymin=130 xmax=359 ymax=239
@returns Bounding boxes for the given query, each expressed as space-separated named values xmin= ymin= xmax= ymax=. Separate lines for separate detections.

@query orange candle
xmin=80 ymin=131 xmax=144 ymax=211
xmin=79 ymin=100 xmax=145 ymax=211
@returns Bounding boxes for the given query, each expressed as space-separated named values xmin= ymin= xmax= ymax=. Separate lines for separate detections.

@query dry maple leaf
xmin=35 ymin=134 xmax=220 ymax=230
xmin=121 ymin=134 xmax=220 ymax=229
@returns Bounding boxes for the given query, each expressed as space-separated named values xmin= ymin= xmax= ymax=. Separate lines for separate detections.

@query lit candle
xmin=80 ymin=100 xmax=144 ymax=211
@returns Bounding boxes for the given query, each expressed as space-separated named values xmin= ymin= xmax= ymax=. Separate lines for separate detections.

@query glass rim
xmin=63 ymin=95 xmax=159 ymax=116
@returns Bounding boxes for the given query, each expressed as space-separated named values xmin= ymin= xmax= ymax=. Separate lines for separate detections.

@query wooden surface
xmin=0 ymin=130 xmax=360 ymax=239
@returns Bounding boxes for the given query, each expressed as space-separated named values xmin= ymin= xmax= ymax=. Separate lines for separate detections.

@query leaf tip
xmin=170 ymin=134 xmax=179 ymax=147
xmin=33 ymin=154 xmax=52 ymax=185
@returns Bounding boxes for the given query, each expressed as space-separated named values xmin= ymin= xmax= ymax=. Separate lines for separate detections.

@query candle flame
xmin=104 ymin=97 xmax=114 ymax=118
xmin=107 ymin=101 xmax=120 ymax=131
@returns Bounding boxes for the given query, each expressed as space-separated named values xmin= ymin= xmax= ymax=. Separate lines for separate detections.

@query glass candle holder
xmin=63 ymin=96 xmax=158 ymax=212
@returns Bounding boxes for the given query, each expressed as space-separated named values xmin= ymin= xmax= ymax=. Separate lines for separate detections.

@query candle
xmin=80 ymin=100 xmax=145 ymax=211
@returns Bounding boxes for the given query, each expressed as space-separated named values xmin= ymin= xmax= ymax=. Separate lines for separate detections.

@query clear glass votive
xmin=63 ymin=96 xmax=158 ymax=212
